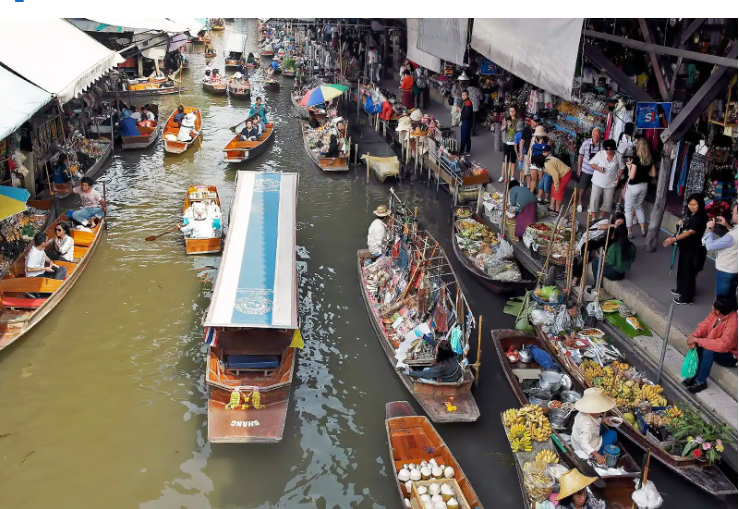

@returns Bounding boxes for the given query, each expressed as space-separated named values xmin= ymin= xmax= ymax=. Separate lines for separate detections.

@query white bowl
xmin=608 ymin=417 xmax=623 ymax=428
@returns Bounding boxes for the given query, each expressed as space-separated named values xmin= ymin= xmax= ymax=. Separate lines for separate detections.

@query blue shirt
xmin=119 ymin=117 xmax=141 ymax=137
xmin=272 ymin=60 xmax=279 ymax=71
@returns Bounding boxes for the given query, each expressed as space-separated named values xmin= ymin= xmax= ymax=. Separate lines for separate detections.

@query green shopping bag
xmin=681 ymin=348 xmax=699 ymax=380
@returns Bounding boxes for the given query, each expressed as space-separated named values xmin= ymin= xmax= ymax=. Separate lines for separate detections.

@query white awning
xmin=0 ymin=67 xmax=52 ymax=142
xmin=406 ymin=19 xmax=441 ymax=73
xmin=471 ymin=18 xmax=584 ymax=100
xmin=226 ymin=33 xmax=248 ymax=55
xmin=0 ymin=19 xmax=123 ymax=104
xmin=417 ymin=19 xmax=469 ymax=67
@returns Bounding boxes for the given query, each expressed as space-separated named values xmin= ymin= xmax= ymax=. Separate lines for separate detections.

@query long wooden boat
xmin=264 ymin=79 xmax=280 ymax=91
xmin=121 ymin=105 xmax=161 ymax=150
xmin=261 ymin=49 xmax=275 ymax=58
xmin=302 ymin=124 xmax=350 ymax=172
xmin=205 ymin=172 xmax=300 ymax=443
xmin=163 ymin=107 xmax=202 ymax=155
xmin=386 ymin=401 xmax=483 ymax=508
xmin=282 ymin=69 xmax=296 ymax=77
xmin=182 ymin=185 xmax=223 ymax=255
xmin=357 ymin=231 xmax=480 ymax=423
xmin=492 ymin=329 xmax=642 ymax=499
xmin=205 ymin=48 xmax=217 ymax=59
xmin=0 ymin=214 xmax=105 ymax=352
xmin=533 ymin=326 xmax=738 ymax=496
xmin=223 ymin=123 xmax=275 ymax=163
xmin=290 ymin=92 xmax=328 ymax=121
xmin=192 ymin=35 xmax=209 ymax=45
xmin=203 ymin=80 xmax=227 ymax=96
xmin=102 ymin=84 xmax=185 ymax=99
xmin=451 ymin=207 xmax=536 ymax=294
xmin=227 ymin=80 xmax=251 ymax=100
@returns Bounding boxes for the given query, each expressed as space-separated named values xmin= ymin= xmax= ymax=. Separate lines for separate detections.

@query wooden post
xmin=645 ymin=141 xmax=675 ymax=252
xmin=366 ymin=151 xmax=370 ymax=184
xmin=501 ymin=179 xmax=510 ymax=236
xmin=578 ymin=210 xmax=592 ymax=305
xmin=564 ymin=187 xmax=578 ymax=298
xmin=474 ymin=314 xmax=482 ymax=386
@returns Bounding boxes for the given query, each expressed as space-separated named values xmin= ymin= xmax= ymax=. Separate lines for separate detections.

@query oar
xmin=145 ymin=225 xmax=180 ymax=241
xmin=229 ymin=119 xmax=246 ymax=133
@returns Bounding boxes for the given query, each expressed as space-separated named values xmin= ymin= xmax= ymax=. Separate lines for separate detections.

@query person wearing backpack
xmin=414 ymin=66 xmax=429 ymax=109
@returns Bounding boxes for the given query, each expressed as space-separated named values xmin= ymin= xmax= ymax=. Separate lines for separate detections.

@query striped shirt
xmin=578 ymin=138 xmax=603 ymax=175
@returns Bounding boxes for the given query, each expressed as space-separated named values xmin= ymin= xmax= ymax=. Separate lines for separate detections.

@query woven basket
xmin=504 ymin=216 xmax=519 ymax=240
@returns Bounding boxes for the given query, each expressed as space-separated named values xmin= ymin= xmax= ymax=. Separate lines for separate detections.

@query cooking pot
xmin=528 ymin=390 xmax=552 ymax=409
xmin=519 ymin=347 xmax=533 ymax=364
xmin=539 ymin=370 xmax=563 ymax=392
xmin=560 ymin=390 xmax=582 ymax=403
xmin=549 ymin=407 xmax=569 ymax=428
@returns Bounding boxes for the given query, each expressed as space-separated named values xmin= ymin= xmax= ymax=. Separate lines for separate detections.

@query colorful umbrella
xmin=0 ymin=185 xmax=30 ymax=222
xmin=299 ymin=84 xmax=349 ymax=107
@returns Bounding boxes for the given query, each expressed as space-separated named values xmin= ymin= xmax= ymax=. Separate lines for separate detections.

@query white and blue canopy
xmin=205 ymin=172 xmax=299 ymax=330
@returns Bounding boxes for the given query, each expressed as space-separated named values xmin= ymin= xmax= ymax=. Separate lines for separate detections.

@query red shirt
xmin=400 ymin=75 xmax=414 ymax=91
xmin=692 ymin=310 xmax=738 ymax=357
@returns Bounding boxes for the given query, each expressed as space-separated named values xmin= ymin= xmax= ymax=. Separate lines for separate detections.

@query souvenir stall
xmin=0 ymin=205 xmax=51 ymax=278
xmin=303 ymin=117 xmax=351 ymax=159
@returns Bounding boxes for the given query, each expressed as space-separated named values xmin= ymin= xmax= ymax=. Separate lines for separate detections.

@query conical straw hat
xmin=555 ymin=468 xmax=597 ymax=500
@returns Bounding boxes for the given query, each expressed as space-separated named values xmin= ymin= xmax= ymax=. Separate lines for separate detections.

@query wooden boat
xmin=533 ymin=326 xmax=738 ymax=496
xmin=0 ymin=214 xmax=105 ymax=352
xmin=290 ymin=90 xmax=328 ymax=121
xmin=102 ymin=81 xmax=184 ymax=99
xmin=223 ymin=123 xmax=275 ymax=162
xmin=182 ymin=186 xmax=223 ymax=255
xmin=225 ymin=33 xmax=247 ymax=69
xmin=282 ymin=69 xmax=296 ymax=77
xmin=361 ymin=154 xmax=400 ymax=184
xmin=205 ymin=172 xmax=300 ymax=443
xmin=357 ymin=228 xmax=480 ymax=423
xmin=451 ymin=207 xmax=536 ymax=294
xmin=492 ymin=329 xmax=642 ymax=500
xmin=163 ymin=107 xmax=202 ymax=155
xmin=227 ymin=80 xmax=251 ymax=100
xmin=192 ymin=34 xmax=209 ymax=45
xmin=302 ymin=124 xmax=350 ymax=172
xmin=205 ymin=48 xmax=217 ymax=59
xmin=261 ymin=49 xmax=275 ymax=58
xmin=121 ymin=105 xmax=161 ymax=150
xmin=210 ymin=19 xmax=225 ymax=31
xmin=203 ymin=80 xmax=227 ymax=96
xmin=264 ymin=79 xmax=280 ymax=91
xmin=244 ymin=62 xmax=259 ymax=69
xmin=386 ymin=401 xmax=484 ymax=508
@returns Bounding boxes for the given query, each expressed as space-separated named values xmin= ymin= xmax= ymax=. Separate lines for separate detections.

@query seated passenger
xmin=240 ymin=120 xmax=259 ymax=141
xmin=71 ymin=177 xmax=106 ymax=228
xmin=26 ymin=232 xmax=68 ymax=281
xmin=177 ymin=112 xmax=198 ymax=142
xmin=119 ymin=110 xmax=141 ymax=137
xmin=178 ymin=202 xmax=214 ymax=238
xmin=173 ymin=105 xmax=185 ymax=126
xmin=407 ymin=339 xmax=461 ymax=382
xmin=46 ymin=222 xmax=74 ymax=262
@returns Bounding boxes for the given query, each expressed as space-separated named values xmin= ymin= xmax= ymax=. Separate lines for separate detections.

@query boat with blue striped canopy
xmin=204 ymin=171 xmax=301 ymax=443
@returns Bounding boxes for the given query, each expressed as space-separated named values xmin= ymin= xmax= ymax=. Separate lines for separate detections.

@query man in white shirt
xmin=367 ymin=204 xmax=390 ymax=257
xmin=130 ymin=107 xmax=142 ymax=122
xmin=577 ymin=128 xmax=603 ymax=213
xmin=367 ymin=45 xmax=379 ymax=83
xmin=587 ymin=139 xmax=624 ymax=219
xmin=26 ymin=233 xmax=68 ymax=280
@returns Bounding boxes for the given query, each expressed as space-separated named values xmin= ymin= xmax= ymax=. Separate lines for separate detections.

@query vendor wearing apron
xmin=571 ymin=388 xmax=619 ymax=465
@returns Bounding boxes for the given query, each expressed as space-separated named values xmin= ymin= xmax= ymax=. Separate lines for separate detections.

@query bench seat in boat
xmin=225 ymin=354 xmax=280 ymax=373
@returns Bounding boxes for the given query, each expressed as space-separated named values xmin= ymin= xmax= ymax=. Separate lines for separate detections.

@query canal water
xmin=0 ymin=19 xmax=731 ymax=509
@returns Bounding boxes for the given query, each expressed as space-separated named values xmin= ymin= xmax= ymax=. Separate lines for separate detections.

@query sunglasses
xmin=55 ymin=228 xmax=63 ymax=232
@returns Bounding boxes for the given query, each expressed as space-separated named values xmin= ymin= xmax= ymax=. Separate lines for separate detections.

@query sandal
xmin=641 ymin=229 xmax=647 ymax=236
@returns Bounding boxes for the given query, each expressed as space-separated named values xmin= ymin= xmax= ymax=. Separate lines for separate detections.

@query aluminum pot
xmin=519 ymin=347 xmax=533 ymax=364
xmin=549 ymin=407 xmax=569 ymax=428
xmin=528 ymin=390 xmax=552 ymax=409
xmin=539 ymin=370 xmax=563 ymax=392
xmin=560 ymin=390 xmax=582 ymax=403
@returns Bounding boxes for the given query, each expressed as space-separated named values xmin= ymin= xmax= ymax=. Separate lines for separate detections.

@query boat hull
xmin=203 ymin=82 xmax=227 ymax=96
xmin=264 ymin=81 xmax=280 ymax=91
xmin=223 ymin=124 xmax=275 ymax=163
xmin=185 ymin=237 xmax=222 ymax=255
xmin=303 ymin=126 xmax=349 ymax=172
xmin=121 ymin=120 xmax=161 ymax=151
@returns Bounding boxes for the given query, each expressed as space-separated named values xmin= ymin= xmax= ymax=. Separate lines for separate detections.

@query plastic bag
xmin=496 ymin=239 xmax=515 ymax=260
xmin=632 ymin=481 xmax=663 ymax=509
xmin=530 ymin=309 xmax=554 ymax=326
xmin=451 ymin=106 xmax=461 ymax=127
xmin=681 ymin=348 xmax=699 ymax=380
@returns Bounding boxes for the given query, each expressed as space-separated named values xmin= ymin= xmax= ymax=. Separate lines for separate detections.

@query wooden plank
xmin=0 ymin=277 xmax=63 ymax=294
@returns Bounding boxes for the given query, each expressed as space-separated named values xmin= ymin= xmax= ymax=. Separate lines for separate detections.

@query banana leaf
xmin=605 ymin=313 xmax=652 ymax=338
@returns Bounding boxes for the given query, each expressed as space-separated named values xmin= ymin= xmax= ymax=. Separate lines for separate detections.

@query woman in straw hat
xmin=555 ymin=468 xmax=598 ymax=509
xmin=571 ymin=388 xmax=620 ymax=465
xmin=367 ymin=204 xmax=391 ymax=258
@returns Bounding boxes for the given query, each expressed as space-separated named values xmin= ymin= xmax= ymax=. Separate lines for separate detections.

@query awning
xmin=0 ymin=19 xmax=123 ymax=104
xmin=406 ymin=19 xmax=441 ymax=73
xmin=471 ymin=18 xmax=583 ymax=100
xmin=169 ymin=33 xmax=191 ymax=52
xmin=0 ymin=66 xmax=52 ymax=142
xmin=417 ymin=18 xmax=469 ymax=67
xmin=226 ymin=33 xmax=248 ymax=55
xmin=205 ymin=172 xmax=299 ymax=330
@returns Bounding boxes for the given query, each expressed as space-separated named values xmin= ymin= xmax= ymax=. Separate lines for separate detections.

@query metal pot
xmin=519 ymin=347 xmax=533 ymax=364
xmin=549 ymin=407 xmax=569 ymax=428
xmin=560 ymin=390 xmax=582 ymax=403
xmin=528 ymin=390 xmax=552 ymax=409
xmin=539 ymin=370 xmax=563 ymax=393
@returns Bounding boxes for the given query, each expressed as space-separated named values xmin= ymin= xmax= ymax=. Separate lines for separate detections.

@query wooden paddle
xmin=145 ymin=225 xmax=180 ymax=241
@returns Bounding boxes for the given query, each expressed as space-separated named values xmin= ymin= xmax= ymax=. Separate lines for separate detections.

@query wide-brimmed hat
xmin=233 ymin=72 xmax=243 ymax=79
xmin=193 ymin=202 xmax=207 ymax=220
xmin=374 ymin=204 xmax=390 ymax=217
xmin=395 ymin=116 xmax=412 ymax=132
xmin=574 ymin=388 xmax=616 ymax=414
xmin=534 ymin=126 xmax=547 ymax=137
xmin=457 ymin=71 xmax=470 ymax=81
xmin=555 ymin=469 xmax=597 ymax=500
xmin=181 ymin=112 xmax=196 ymax=127
xmin=410 ymin=109 xmax=423 ymax=122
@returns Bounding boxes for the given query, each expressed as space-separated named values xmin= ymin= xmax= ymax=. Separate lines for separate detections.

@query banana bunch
xmin=225 ymin=390 xmax=241 ymax=410
xmin=580 ymin=360 xmax=605 ymax=383
xmin=510 ymin=436 xmax=532 ymax=453
xmin=504 ymin=408 xmax=524 ymax=427
xmin=663 ymin=405 xmax=683 ymax=424
xmin=529 ymin=422 xmax=552 ymax=442
xmin=517 ymin=404 xmax=545 ymax=419
xmin=509 ymin=424 xmax=530 ymax=441
xmin=636 ymin=384 xmax=667 ymax=407
xmin=535 ymin=449 xmax=559 ymax=464
xmin=241 ymin=392 xmax=251 ymax=410
xmin=252 ymin=388 xmax=263 ymax=409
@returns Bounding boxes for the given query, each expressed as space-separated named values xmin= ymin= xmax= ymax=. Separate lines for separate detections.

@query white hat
xmin=181 ymin=112 xmax=196 ymax=128
xmin=193 ymin=202 xmax=207 ymax=220
xmin=457 ymin=71 xmax=470 ymax=81
xmin=273 ymin=56 xmax=279 ymax=61
xmin=574 ymin=388 xmax=616 ymax=414
xmin=233 ymin=72 xmax=243 ymax=79
xmin=410 ymin=109 xmax=423 ymax=122
xmin=395 ymin=116 xmax=412 ymax=132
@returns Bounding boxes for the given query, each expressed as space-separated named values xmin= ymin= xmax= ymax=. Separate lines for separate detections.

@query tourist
xmin=52 ymin=153 xmax=72 ymax=184
xmin=248 ymin=97 xmax=268 ymax=124
xmin=71 ymin=177 xmax=106 ymax=228
xmin=173 ymin=105 xmax=186 ymax=126
xmin=459 ymin=90 xmax=474 ymax=157
xmin=555 ymin=469 xmax=597 ymax=508
xmin=367 ymin=204 xmax=390 ymax=257
xmin=142 ymin=105 xmax=156 ymax=122
xmin=703 ymin=202 xmax=738 ymax=305
xmin=407 ymin=339 xmax=461 ymax=382
xmin=664 ymin=193 xmax=708 ymax=305
xmin=500 ymin=117 xmax=516 ymax=182
xmin=577 ymin=128 xmax=603 ymax=213
xmin=25 ymin=232 xmax=68 ymax=281
xmin=466 ymin=80 xmax=483 ymax=136
xmin=624 ymin=138 xmax=656 ymax=238
xmin=591 ymin=224 xmax=636 ymax=282
xmin=399 ymin=70 xmax=415 ymax=109
xmin=119 ymin=109 xmax=141 ymax=137
xmin=519 ymin=114 xmax=538 ymax=188
xmin=684 ymin=296 xmax=737 ymax=394
xmin=539 ymin=146 xmax=572 ymax=213
xmin=571 ymin=388 xmax=620 ymax=465
xmin=178 ymin=202 xmax=214 ymax=239
xmin=587 ymin=139 xmax=624 ymax=219
xmin=177 ymin=112 xmax=198 ymax=142
xmin=451 ymin=72 xmax=469 ymax=110
xmin=527 ymin=125 xmax=549 ymax=195
xmin=616 ymin=122 xmax=636 ymax=158
xmin=239 ymin=120 xmax=259 ymax=141
xmin=507 ymin=180 xmax=537 ymax=238
xmin=46 ymin=222 xmax=74 ymax=262
xmin=414 ymin=65 xmax=429 ymax=109
xmin=367 ymin=45 xmax=380 ymax=82
xmin=130 ymin=106 xmax=142 ymax=122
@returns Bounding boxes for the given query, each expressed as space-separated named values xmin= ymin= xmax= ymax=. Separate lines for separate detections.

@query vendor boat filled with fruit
xmin=358 ymin=194 xmax=480 ymax=423
xmin=386 ymin=401 xmax=483 ymax=508
xmin=534 ymin=326 xmax=737 ymax=496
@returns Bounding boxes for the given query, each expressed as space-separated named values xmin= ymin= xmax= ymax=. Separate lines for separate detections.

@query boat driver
xmin=177 ymin=113 xmax=198 ymax=142
xmin=179 ymin=202 xmax=214 ymax=239
xmin=367 ymin=204 xmax=390 ymax=258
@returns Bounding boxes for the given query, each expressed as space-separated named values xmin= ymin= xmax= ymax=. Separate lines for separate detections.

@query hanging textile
xmin=668 ymin=141 xmax=680 ymax=192
xmin=682 ymin=153 xmax=711 ymax=210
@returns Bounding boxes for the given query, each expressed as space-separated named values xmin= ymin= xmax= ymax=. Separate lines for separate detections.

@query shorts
xmin=538 ymin=173 xmax=553 ymax=193
xmin=579 ymin=171 xmax=594 ymax=190
xmin=503 ymin=143 xmax=516 ymax=162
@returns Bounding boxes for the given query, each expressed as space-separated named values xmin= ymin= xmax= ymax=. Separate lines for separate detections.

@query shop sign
xmin=480 ymin=59 xmax=499 ymax=75
xmin=635 ymin=102 xmax=672 ymax=129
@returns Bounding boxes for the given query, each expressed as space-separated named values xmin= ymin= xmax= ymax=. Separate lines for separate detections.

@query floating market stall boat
xmin=205 ymin=171 xmax=300 ymax=443
xmin=533 ymin=326 xmax=738 ymax=496
xmin=451 ymin=207 xmax=535 ymax=295
xmin=290 ymin=90 xmax=327 ymax=120
xmin=227 ymin=78 xmax=251 ymax=100
xmin=51 ymin=138 xmax=112 ymax=196
xmin=181 ymin=186 xmax=223 ymax=255
xmin=202 ymin=78 xmax=227 ymax=96
xmin=163 ymin=107 xmax=201 ymax=155
xmin=260 ymin=48 xmax=275 ymax=58
xmin=302 ymin=124 xmax=350 ymax=172
xmin=121 ymin=105 xmax=161 ymax=150
xmin=102 ymin=78 xmax=184 ymax=99
xmin=360 ymin=154 xmax=400 ymax=184
xmin=192 ymin=31 xmax=210 ymax=45
xmin=205 ymin=46 xmax=217 ymax=59
xmin=358 ymin=197 xmax=480 ymax=423
xmin=492 ymin=329 xmax=642 ymax=499
xmin=386 ymin=401 xmax=483 ymax=508
xmin=224 ymin=33 xmax=247 ymax=69
xmin=223 ymin=123 xmax=275 ymax=163
xmin=0 ymin=214 xmax=105 ymax=351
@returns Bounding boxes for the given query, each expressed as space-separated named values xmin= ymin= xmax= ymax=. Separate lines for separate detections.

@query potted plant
xmin=665 ymin=408 xmax=735 ymax=465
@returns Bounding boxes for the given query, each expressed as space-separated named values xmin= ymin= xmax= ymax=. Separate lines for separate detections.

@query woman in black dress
xmin=664 ymin=193 xmax=708 ymax=305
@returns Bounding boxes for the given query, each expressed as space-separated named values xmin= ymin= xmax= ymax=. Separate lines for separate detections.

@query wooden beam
xmin=583 ymin=42 xmax=654 ymax=101
xmin=582 ymin=30 xmax=738 ymax=68
xmin=638 ymin=18 xmax=671 ymax=101
xmin=680 ymin=18 xmax=707 ymax=47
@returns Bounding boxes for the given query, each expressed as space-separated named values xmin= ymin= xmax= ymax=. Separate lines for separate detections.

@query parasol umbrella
xmin=299 ymin=84 xmax=349 ymax=107
xmin=0 ymin=185 xmax=31 ymax=222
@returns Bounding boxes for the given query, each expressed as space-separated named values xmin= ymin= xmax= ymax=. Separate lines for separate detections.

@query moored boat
xmin=264 ymin=79 xmax=280 ymax=91
xmin=182 ymin=186 xmax=223 ymax=255
xmin=205 ymin=171 xmax=300 ymax=443
xmin=121 ymin=105 xmax=161 ymax=150
xmin=0 ymin=215 xmax=105 ymax=352
xmin=163 ymin=107 xmax=202 ymax=155
xmin=302 ymin=124 xmax=350 ymax=172
xmin=223 ymin=123 xmax=275 ymax=163
xmin=261 ymin=49 xmax=275 ymax=58
xmin=203 ymin=79 xmax=227 ymax=96
xmin=282 ymin=69 xmax=296 ymax=77
xmin=386 ymin=401 xmax=484 ymax=508
xmin=227 ymin=78 xmax=251 ymax=100
xmin=210 ymin=18 xmax=225 ymax=31
xmin=225 ymin=33 xmax=247 ymax=69
xmin=102 ymin=79 xmax=185 ymax=99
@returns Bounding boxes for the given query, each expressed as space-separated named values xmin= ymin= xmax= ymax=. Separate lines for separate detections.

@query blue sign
xmin=480 ymin=58 xmax=499 ymax=75
xmin=635 ymin=102 xmax=672 ymax=129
